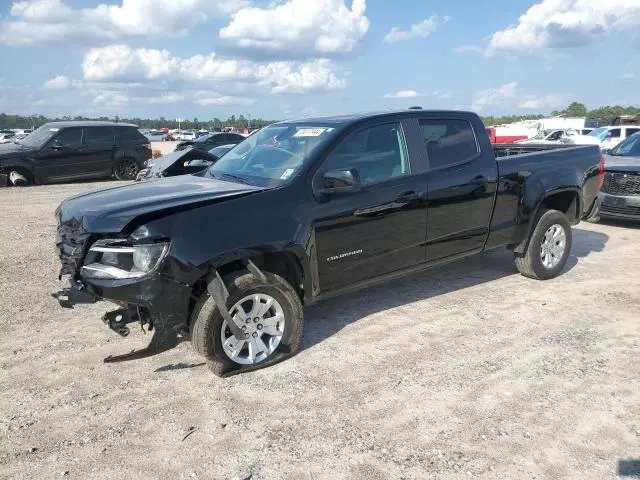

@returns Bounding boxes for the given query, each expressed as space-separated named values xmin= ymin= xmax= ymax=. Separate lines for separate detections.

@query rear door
xmin=418 ymin=116 xmax=498 ymax=262
xmin=82 ymin=126 xmax=115 ymax=177
xmin=312 ymin=119 xmax=428 ymax=292
xmin=33 ymin=127 xmax=87 ymax=183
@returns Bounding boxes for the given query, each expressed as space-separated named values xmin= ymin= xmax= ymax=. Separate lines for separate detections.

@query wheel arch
xmin=186 ymin=248 xmax=309 ymax=326
xmin=514 ymin=187 xmax=581 ymax=255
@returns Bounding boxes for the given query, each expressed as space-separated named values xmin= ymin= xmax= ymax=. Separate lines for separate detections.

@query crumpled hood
xmin=56 ymin=174 xmax=266 ymax=233
xmin=604 ymin=154 xmax=640 ymax=172
xmin=145 ymin=147 xmax=217 ymax=178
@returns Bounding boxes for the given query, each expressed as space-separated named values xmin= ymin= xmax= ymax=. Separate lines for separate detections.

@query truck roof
xmin=42 ymin=121 xmax=138 ymax=128
xmin=276 ymin=109 xmax=477 ymax=126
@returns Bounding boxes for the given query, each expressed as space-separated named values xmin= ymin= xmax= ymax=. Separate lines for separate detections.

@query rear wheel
xmin=191 ymin=271 xmax=303 ymax=377
xmin=515 ymin=209 xmax=572 ymax=280
xmin=113 ymin=157 xmax=139 ymax=181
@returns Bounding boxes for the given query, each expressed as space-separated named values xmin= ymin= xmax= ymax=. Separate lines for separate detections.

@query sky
xmin=0 ymin=0 xmax=638 ymax=120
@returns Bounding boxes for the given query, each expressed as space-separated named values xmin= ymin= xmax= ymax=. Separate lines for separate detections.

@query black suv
xmin=0 ymin=121 xmax=151 ymax=186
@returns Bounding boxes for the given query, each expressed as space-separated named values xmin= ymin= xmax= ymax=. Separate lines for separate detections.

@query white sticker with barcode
xmin=293 ymin=128 xmax=327 ymax=137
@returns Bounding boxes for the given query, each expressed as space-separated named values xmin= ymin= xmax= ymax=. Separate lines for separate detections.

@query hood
xmin=604 ymin=154 xmax=640 ymax=173
xmin=0 ymin=141 xmax=33 ymax=160
xmin=145 ymin=148 xmax=217 ymax=178
xmin=56 ymin=174 xmax=266 ymax=233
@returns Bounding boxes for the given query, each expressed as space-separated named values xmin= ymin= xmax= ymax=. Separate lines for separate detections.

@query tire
xmin=515 ymin=209 xmax=572 ymax=280
xmin=191 ymin=271 xmax=303 ymax=377
xmin=113 ymin=157 xmax=140 ymax=181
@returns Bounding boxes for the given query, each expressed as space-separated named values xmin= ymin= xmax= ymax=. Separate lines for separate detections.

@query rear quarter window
xmin=116 ymin=127 xmax=147 ymax=143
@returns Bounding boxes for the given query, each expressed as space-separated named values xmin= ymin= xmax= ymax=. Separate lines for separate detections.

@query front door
xmin=34 ymin=127 xmax=87 ymax=183
xmin=312 ymin=120 xmax=428 ymax=292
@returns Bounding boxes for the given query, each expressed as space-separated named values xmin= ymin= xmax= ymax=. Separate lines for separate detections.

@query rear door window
xmin=419 ymin=119 xmax=479 ymax=169
xmin=84 ymin=127 xmax=114 ymax=144
xmin=625 ymin=128 xmax=640 ymax=137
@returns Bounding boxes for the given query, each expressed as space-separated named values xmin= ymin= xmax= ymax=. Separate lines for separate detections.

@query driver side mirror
xmin=317 ymin=168 xmax=361 ymax=195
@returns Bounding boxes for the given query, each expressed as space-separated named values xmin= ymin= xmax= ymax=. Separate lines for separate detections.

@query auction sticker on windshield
xmin=293 ymin=128 xmax=331 ymax=137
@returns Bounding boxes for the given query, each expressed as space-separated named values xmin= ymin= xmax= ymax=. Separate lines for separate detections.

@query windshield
xmin=207 ymin=123 xmax=338 ymax=186
xmin=587 ymin=127 xmax=608 ymax=140
xmin=17 ymin=124 xmax=58 ymax=148
xmin=609 ymin=133 xmax=640 ymax=156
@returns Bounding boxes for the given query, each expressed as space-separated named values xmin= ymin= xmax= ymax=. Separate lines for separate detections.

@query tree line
xmin=1 ymin=103 xmax=638 ymax=130
xmin=481 ymin=102 xmax=640 ymax=126
xmin=0 ymin=113 xmax=276 ymax=131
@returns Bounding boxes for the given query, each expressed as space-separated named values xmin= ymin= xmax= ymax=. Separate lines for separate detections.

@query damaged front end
xmin=53 ymin=218 xmax=192 ymax=363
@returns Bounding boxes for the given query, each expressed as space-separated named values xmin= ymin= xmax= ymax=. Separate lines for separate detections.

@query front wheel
xmin=191 ymin=272 xmax=303 ymax=377
xmin=515 ymin=209 xmax=572 ymax=280
xmin=113 ymin=157 xmax=140 ymax=181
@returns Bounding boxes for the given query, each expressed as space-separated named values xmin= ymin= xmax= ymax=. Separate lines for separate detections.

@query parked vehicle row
xmin=175 ymin=131 xmax=246 ymax=152
xmin=52 ymin=109 xmax=602 ymax=376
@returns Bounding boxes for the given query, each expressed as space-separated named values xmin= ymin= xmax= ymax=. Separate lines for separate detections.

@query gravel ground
xmin=1 ymin=181 xmax=639 ymax=480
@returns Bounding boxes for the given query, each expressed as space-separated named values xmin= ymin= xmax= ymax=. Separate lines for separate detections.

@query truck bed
xmin=493 ymin=142 xmax=578 ymax=158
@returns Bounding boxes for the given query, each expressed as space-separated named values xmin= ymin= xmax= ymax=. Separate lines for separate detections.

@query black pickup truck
xmin=53 ymin=110 xmax=603 ymax=376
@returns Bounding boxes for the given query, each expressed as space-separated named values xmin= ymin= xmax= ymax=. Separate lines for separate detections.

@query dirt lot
xmin=1 ymin=181 xmax=639 ymax=480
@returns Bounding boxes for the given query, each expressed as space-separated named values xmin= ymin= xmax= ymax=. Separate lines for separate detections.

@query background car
xmin=144 ymin=131 xmax=170 ymax=142
xmin=572 ymin=125 xmax=640 ymax=150
xmin=0 ymin=132 xmax=16 ymax=143
xmin=135 ymin=147 xmax=218 ymax=181
xmin=593 ymin=132 xmax=640 ymax=221
xmin=0 ymin=121 xmax=151 ymax=185
xmin=175 ymin=132 xmax=245 ymax=152
xmin=208 ymin=144 xmax=235 ymax=158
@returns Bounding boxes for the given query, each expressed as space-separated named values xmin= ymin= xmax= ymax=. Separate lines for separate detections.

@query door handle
xmin=354 ymin=191 xmax=420 ymax=217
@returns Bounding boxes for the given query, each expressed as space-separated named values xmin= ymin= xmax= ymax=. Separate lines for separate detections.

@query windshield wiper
xmin=218 ymin=173 xmax=251 ymax=185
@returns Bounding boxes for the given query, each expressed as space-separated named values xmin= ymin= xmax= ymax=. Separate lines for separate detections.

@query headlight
xmin=81 ymin=241 xmax=169 ymax=280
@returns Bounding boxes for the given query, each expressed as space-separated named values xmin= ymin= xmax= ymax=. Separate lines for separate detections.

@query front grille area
xmin=600 ymin=204 xmax=640 ymax=217
xmin=602 ymin=172 xmax=640 ymax=195
xmin=56 ymin=219 xmax=90 ymax=278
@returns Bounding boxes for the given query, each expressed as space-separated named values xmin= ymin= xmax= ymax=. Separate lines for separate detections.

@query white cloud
xmin=43 ymin=75 xmax=71 ymax=89
xmin=487 ymin=0 xmax=640 ymax=56
xmin=81 ymin=44 xmax=346 ymax=95
xmin=432 ymin=90 xmax=452 ymax=100
xmin=519 ymin=93 xmax=567 ymax=110
xmin=471 ymin=82 xmax=518 ymax=112
xmin=218 ymin=0 xmax=369 ymax=57
xmin=0 ymin=0 xmax=246 ymax=45
xmin=384 ymin=90 xmax=420 ymax=99
xmin=621 ymin=72 xmax=636 ymax=80
xmin=453 ymin=45 xmax=483 ymax=54
xmin=383 ymin=14 xmax=447 ymax=44
xmin=471 ymin=81 xmax=566 ymax=112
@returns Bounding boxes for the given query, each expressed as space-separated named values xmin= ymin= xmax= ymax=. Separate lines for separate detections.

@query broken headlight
xmin=81 ymin=240 xmax=169 ymax=280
